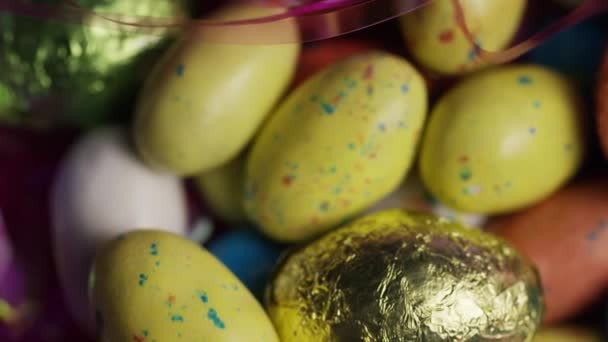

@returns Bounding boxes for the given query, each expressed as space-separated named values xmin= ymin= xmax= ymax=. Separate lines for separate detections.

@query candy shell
xmin=246 ymin=51 xmax=428 ymax=241
xmin=420 ymin=64 xmax=585 ymax=214
xmin=399 ymin=0 xmax=526 ymax=74
xmin=488 ymin=175 xmax=608 ymax=323
xmin=51 ymin=126 xmax=187 ymax=333
xmin=206 ymin=228 xmax=284 ymax=298
xmin=134 ymin=4 xmax=300 ymax=175
xmin=91 ymin=230 xmax=279 ymax=341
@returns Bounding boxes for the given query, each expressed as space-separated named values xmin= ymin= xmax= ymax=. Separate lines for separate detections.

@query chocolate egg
xmin=51 ymin=126 xmax=188 ymax=333
xmin=420 ymin=65 xmax=585 ymax=215
xmin=245 ymin=52 xmax=428 ymax=242
xmin=134 ymin=4 xmax=300 ymax=176
xmin=91 ymin=230 xmax=279 ymax=341
xmin=0 ymin=0 xmax=187 ymax=128
xmin=598 ymin=48 xmax=608 ymax=158
xmin=266 ymin=210 xmax=543 ymax=341
xmin=399 ymin=0 xmax=526 ymax=75
xmin=195 ymin=155 xmax=247 ymax=224
xmin=488 ymin=175 xmax=608 ymax=324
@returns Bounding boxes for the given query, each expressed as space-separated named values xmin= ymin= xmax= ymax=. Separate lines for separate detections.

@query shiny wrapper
xmin=0 ymin=0 xmax=187 ymax=128
xmin=266 ymin=210 xmax=543 ymax=341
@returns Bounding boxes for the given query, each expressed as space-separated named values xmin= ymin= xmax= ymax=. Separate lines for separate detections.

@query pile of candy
xmin=0 ymin=0 xmax=607 ymax=341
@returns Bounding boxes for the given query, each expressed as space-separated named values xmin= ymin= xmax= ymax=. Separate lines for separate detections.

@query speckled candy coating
xmin=420 ymin=64 xmax=585 ymax=215
xmin=91 ymin=230 xmax=279 ymax=342
xmin=399 ymin=0 xmax=526 ymax=75
xmin=245 ymin=52 xmax=428 ymax=242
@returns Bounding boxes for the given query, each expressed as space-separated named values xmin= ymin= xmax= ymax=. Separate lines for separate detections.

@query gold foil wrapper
xmin=266 ymin=210 xmax=543 ymax=341
xmin=0 ymin=0 xmax=187 ymax=128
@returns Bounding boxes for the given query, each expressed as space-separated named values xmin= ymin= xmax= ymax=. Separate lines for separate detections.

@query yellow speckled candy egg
xmin=420 ymin=65 xmax=585 ymax=214
xmin=400 ymin=0 xmax=526 ymax=74
xmin=195 ymin=154 xmax=247 ymax=223
xmin=245 ymin=52 xmax=428 ymax=242
xmin=90 ymin=230 xmax=279 ymax=342
xmin=134 ymin=4 xmax=300 ymax=176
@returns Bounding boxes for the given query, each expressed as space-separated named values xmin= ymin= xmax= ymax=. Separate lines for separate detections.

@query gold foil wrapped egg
xmin=266 ymin=210 xmax=543 ymax=341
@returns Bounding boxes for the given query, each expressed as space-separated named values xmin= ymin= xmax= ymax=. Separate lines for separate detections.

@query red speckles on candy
xmin=311 ymin=216 xmax=320 ymax=225
xmin=168 ymin=294 xmax=176 ymax=305
xmin=133 ymin=335 xmax=146 ymax=342
xmin=354 ymin=162 xmax=364 ymax=171
xmin=282 ymin=175 xmax=294 ymax=187
xmin=365 ymin=177 xmax=372 ymax=184
xmin=438 ymin=29 xmax=455 ymax=43
xmin=369 ymin=153 xmax=377 ymax=159
xmin=338 ymin=198 xmax=352 ymax=207
xmin=363 ymin=64 xmax=374 ymax=80
xmin=459 ymin=155 xmax=469 ymax=163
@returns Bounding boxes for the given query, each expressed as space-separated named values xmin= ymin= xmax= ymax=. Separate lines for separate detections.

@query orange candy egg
xmin=488 ymin=175 xmax=608 ymax=324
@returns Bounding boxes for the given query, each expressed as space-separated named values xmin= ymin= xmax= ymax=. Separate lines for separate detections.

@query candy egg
xmin=206 ymin=228 xmax=284 ymax=298
xmin=245 ymin=52 xmax=428 ymax=242
xmin=195 ymin=155 xmax=247 ymax=224
xmin=533 ymin=326 xmax=602 ymax=342
xmin=134 ymin=4 xmax=300 ymax=176
xmin=91 ymin=230 xmax=279 ymax=341
xmin=365 ymin=172 xmax=487 ymax=228
xmin=420 ymin=65 xmax=585 ymax=214
xmin=0 ymin=0 xmax=187 ymax=128
xmin=266 ymin=210 xmax=543 ymax=341
xmin=51 ymin=126 xmax=187 ymax=333
xmin=488 ymin=175 xmax=608 ymax=324
xmin=399 ymin=0 xmax=526 ymax=75
xmin=598 ymin=48 xmax=608 ymax=158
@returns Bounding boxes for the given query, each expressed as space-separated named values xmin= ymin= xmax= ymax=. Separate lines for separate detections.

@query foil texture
xmin=0 ymin=0 xmax=188 ymax=128
xmin=266 ymin=210 xmax=543 ymax=342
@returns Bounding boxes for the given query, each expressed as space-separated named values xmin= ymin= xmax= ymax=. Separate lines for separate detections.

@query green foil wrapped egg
xmin=0 ymin=0 xmax=187 ymax=128
xmin=266 ymin=210 xmax=544 ymax=341
xmin=245 ymin=52 xmax=428 ymax=242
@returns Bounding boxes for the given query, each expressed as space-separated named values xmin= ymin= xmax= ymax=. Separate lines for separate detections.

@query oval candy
xmin=91 ymin=230 xmax=279 ymax=341
xmin=134 ymin=4 xmax=300 ymax=176
xmin=420 ymin=64 xmax=586 ymax=215
xmin=245 ymin=51 xmax=428 ymax=241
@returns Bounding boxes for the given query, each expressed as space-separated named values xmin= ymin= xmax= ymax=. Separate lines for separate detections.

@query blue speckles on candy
xmin=170 ymin=314 xmax=184 ymax=323
xmin=529 ymin=127 xmax=537 ymax=135
xmin=334 ymin=187 xmax=342 ymax=195
xmin=176 ymin=64 xmax=185 ymax=77
xmin=329 ymin=166 xmax=337 ymax=173
xmin=533 ymin=100 xmax=541 ymax=108
xmin=143 ymin=330 xmax=149 ymax=337
xmin=518 ymin=75 xmax=533 ymax=85
xmin=319 ymin=202 xmax=330 ymax=212
xmin=586 ymin=219 xmax=608 ymax=241
xmin=207 ymin=309 xmax=225 ymax=329
xmin=138 ymin=274 xmax=148 ymax=286
xmin=377 ymin=122 xmax=386 ymax=132
xmin=155 ymin=261 xmax=160 ymax=267
xmin=320 ymin=101 xmax=335 ymax=115
xmin=199 ymin=291 xmax=209 ymax=303
xmin=347 ymin=143 xmax=356 ymax=151
xmin=401 ymin=84 xmax=409 ymax=93
xmin=150 ymin=243 xmax=158 ymax=256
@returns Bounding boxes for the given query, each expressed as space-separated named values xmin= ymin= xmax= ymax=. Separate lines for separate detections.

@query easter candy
xmin=246 ymin=52 xmax=428 ymax=242
xmin=134 ymin=4 xmax=300 ymax=176
xmin=51 ymin=126 xmax=187 ymax=333
xmin=533 ymin=326 xmax=602 ymax=342
xmin=0 ymin=0 xmax=187 ymax=128
xmin=488 ymin=175 xmax=608 ymax=324
xmin=266 ymin=210 xmax=543 ymax=341
xmin=196 ymin=155 xmax=247 ymax=224
xmin=598 ymin=48 xmax=608 ymax=158
xmin=365 ymin=172 xmax=487 ymax=228
xmin=91 ymin=230 xmax=279 ymax=341
xmin=420 ymin=65 xmax=585 ymax=215
xmin=399 ymin=0 xmax=526 ymax=75
xmin=206 ymin=228 xmax=284 ymax=298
